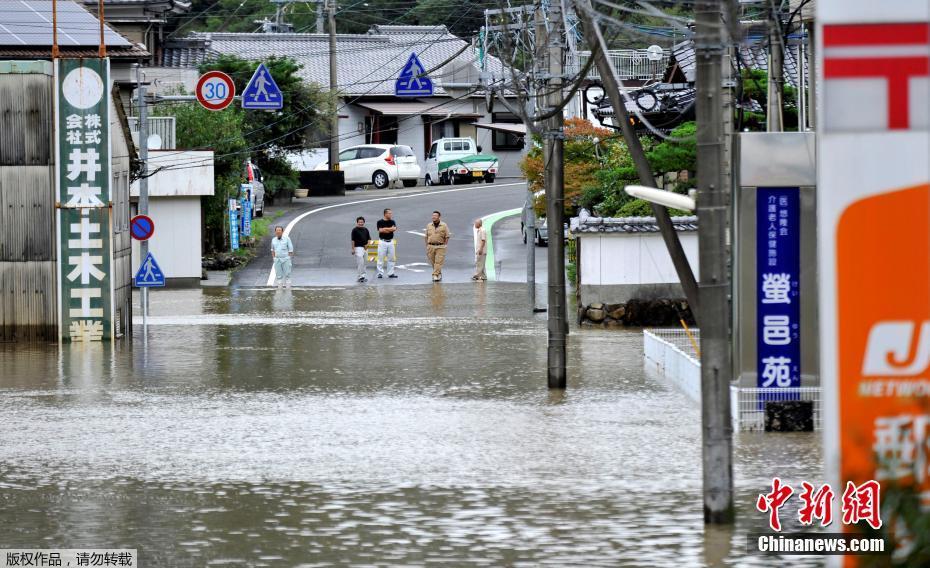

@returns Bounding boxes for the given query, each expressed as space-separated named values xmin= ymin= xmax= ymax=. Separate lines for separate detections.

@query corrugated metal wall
xmin=0 ymin=61 xmax=133 ymax=341
xmin=0 ymin=63 xmax=56 ymax=341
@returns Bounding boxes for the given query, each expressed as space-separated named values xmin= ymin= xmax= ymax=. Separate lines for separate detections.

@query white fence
xmin=643 ymin=329 xmax=701 ymax=403
xmin=643 ymin=329 xmax=822 ymax=432
xmin=577 ymin=49 xmax=670 ymax=81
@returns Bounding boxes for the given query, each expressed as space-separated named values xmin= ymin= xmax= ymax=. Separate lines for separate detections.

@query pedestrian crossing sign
xmin=395 ymin=53 xmax=433 ymax=97
xmin=242 ymin=63 xmax=283 ymax=110
xmin=134 ymin=252 xmax=166 ymax=287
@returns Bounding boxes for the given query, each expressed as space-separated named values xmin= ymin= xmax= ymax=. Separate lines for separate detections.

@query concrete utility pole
xmin=694 ymin=0 xmax=734 ymax=523
xmin=136 ymin=64 xmax=150 ymax=326
xmin=544 ymin=1 xmax=567 ymax=388
xmin=316 ymin=0 xmax=325 ymax=34
xmin=574 ymin=0 xmax=700 ymax=316
xmin=327 ymin=0 xmax=339 ymax=171
xmin=766 ymin=5 xmax=784 ymax=132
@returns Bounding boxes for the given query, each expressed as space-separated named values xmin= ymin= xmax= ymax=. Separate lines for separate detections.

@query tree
xmin=199 ymin=55 xmax=335 ymax=200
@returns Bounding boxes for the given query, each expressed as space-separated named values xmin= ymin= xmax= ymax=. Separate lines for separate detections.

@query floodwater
xmin=0 ymin=284 xmax=823 ymax=567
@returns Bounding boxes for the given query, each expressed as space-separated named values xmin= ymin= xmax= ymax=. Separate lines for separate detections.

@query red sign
xmin=196 ymin=71 xmax=236 ymax=111
xmin=130 ymin=214 xmax=155 ymax=241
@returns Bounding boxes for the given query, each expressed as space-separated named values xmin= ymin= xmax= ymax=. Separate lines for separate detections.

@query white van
xmin=424 ymin=137 xmax=499 ymax=185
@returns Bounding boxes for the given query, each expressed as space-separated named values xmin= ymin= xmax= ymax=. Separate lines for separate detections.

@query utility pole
xmin=136 ymin=64 xmax=150 ymax=328
xmin=315 ymin=0 xmax=325 ymax=33
xmin=694 ymin=0 xmax=734 ymax=523
xmin=766 ymin=5 xmax=784 ymax=132
xmin=575 ymin=0 xmax=700 ymax=316
xmin=327 ymin=0 xmax=339 ymax=171
xmin=544 ymin=1 xmax=567 ymax=388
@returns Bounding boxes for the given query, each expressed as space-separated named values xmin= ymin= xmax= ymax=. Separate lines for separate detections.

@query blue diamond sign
xmin=395 ymin=53 xmax=433 ymax=97
xmin=242 ymin=63 xmax=283 ymax=110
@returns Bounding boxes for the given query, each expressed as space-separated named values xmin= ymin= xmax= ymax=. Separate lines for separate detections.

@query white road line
xmin=406 ymin=230 xmax=426 ymax=236
xmin=265 ymin=182 xmax=526 ymax=286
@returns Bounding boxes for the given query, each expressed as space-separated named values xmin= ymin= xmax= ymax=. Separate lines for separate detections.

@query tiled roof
xmin=0 ymin=45 xmax=148 ymax=58
xmin=667 ymin=36 xmax=809 ymax=90
xmin=571 ymin=209 xmax=698 ymax=234
xmin=163 ymin=25 xmax=502 ymax=97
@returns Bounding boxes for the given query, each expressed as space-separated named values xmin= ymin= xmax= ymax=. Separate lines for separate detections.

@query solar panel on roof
xmin=0 ymin=0 xmax=130 ymax=47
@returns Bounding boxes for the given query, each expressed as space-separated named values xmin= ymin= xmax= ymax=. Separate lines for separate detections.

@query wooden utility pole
xmin=694 ymin=0 xmax=734 ymax=523
xmin=544 ymin=0 xmax=567 ymax=388
xmin=328 ymin=0 xmax=339 ymax=171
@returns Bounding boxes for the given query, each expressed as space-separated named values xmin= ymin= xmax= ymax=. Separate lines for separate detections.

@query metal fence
xmin=643 ymin=329 xmax=822 ymax=432
xmin=643 ymin=329 xmax=701 ymax=403
xmin=577 ymin=49 xmax=670 ymax=81
xmin=730 ymin=386 xmax=822 ymax=432
xmin=128 ymin=116 xmax=176 ymax=150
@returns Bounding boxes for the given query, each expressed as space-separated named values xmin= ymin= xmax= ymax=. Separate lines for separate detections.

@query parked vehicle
xmin=245 ymin=161 xmax=265 ymax=217
xmin=315 ymin=144 xmax=421 ymax=189
xmin=424 ymin=137 xmax=499 ymax=185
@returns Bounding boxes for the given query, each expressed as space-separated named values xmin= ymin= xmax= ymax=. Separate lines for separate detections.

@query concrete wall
xmin=577 ymin=231 xmax=699 ymax=306
xmin=131 ymin=197 xmax=203 ymax=281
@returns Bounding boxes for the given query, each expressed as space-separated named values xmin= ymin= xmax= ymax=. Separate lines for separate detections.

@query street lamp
xmin=624 ymin=185 xmax=696 ymax=211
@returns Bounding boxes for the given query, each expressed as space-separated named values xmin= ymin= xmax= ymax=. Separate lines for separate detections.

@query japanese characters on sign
xmin=818 ymin=0 xmax=930 ymax=559
xmin=756 ymin=188 xmax=800 ymax=393
xmin=229 ymin=198 xmax=239 ymax=250
xmin=56 ymin=59 xmax=113 ymax=343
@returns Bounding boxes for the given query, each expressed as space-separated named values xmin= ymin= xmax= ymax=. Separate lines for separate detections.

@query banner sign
xmin=229 ymin=198 xmax=239 ymax=251
xmin=818 ymin=0 xmax=930 ymax=559
xmin=56 ymin=58 xmax=113 ymax=342
xmin=756 ymin=187 xmax=801 ymax=394
xmin=241 ymin=196 xmax=252 ymax=237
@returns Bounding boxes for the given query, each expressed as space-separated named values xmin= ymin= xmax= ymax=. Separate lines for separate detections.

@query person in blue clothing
xmin=270 ymin=226 xmax=294 ymax=288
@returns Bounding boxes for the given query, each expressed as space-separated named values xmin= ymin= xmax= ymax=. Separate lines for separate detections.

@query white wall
xmin=579 ymin=232 xmax=699 ymax=285
xmin=131 ymin=197 xmax=203 ymax=280
xmin=130 ymin=151 xmax=214 ymax=197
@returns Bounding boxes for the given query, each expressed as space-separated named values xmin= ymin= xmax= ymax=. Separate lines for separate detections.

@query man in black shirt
xmin=375 ymin=208 xmax=398 ymax=279
xmin=350 ymin=216 xmax=372 ymax=282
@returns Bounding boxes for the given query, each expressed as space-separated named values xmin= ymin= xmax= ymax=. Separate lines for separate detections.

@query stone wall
xmin=578 ymin=298 xmax=696 ymax=327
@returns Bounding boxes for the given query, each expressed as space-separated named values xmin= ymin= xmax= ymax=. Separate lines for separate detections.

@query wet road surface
xmin=235 ymin=182 xmax=527 ymax=287
xmin=0 ymin=284 xmax=823 ymax=566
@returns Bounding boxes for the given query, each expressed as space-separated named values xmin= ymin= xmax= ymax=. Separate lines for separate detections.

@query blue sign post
xmin=241 ymin=196 xmax=252 ymax=237
xmin=242 ymin=63 xmax=283 ymax=110
xmin=395 ymin=53 xmax=433 ymax=97
xmin=756 ymin=187 xmax=801 ymax=399
xmin=134 ymin=252 xmax=166 ymax=288
xmin=229 ymin=198 xmax=239 ymax=251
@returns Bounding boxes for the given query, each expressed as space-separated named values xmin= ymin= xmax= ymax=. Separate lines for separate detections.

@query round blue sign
xmin=131 ymin=214 xmax=155 ymax=241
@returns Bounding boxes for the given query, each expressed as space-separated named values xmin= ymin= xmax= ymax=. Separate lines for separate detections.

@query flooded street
xmin=0 ymin=284 xmax=822 ymax=566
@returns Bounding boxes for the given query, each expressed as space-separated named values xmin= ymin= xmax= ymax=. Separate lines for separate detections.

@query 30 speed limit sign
xmin=196 ymin=71 xmax=236 ymax=111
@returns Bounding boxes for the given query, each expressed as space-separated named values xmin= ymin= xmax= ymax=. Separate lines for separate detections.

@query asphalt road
xmin=235 ymin=181 xmax=529 ymax=287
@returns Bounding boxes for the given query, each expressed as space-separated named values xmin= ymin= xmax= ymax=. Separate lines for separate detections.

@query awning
xmin=355 ymin=100 xmax=479 ymax=118
xmin=474 ymin=122 xmax=527 ymax=136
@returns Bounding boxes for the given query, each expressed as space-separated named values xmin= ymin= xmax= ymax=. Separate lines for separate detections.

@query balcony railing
xmin=128 ymin=116 xmax=177 ymax=150
xmin=576 ymin=49 xmax=670 ymax=81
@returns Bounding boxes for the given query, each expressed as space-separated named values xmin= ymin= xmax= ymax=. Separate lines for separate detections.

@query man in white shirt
xmin=472 ymin=219 xmax=487 ymax=281
xmin=270 ymin=226 xmax=294 ymax=288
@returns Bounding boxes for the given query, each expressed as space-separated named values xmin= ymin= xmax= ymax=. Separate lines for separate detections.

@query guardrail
xmin=643 ymin=329 xmax=821 ymax=431
xmin=577 ymin=49 xmax=670 ymax=81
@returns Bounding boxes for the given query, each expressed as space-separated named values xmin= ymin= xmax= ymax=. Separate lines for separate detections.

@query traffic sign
xmin=134 ymin=252 xmax=165 ymax=287
xmin=395 ymin=53 xmax=433 ymax=97
xmin=196 ymin=71 xmax=236 ymax=111
xmin=130 ymin=214 xmax=155 ymax=241
xmin=242 ymin=63 xmax=283 ymax=110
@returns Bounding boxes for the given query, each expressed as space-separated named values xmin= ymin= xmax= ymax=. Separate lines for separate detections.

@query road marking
xmin=407 ymin=230 xmax=425 ymax=236
xmin=265 ymin=182 xmax=526 ymax=286
xmin=481 ymin=207 xmax=522 ymax=281
xmin=396 ymin=262 xmax=428 ymax=272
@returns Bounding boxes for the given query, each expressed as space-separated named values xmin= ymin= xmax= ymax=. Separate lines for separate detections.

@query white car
xmin=315 ymin=144 xmax=421 ymax=189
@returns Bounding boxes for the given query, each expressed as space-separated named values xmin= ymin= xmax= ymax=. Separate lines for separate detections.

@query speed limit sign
xmin=196 ymin=71 xmax=236 ymax=111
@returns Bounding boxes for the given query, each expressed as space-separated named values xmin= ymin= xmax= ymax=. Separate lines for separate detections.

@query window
xmin=428 ymin=143 xmax=437 ymax=159
xmin=491 ymin=113 xmax=525 ymax=151
xmin=443 ymin=142 xmax=451 ymax=151
xmin=339 ymin=148 xmax=359 ymax=161
xmin=358 ymin=147 xmax=385 ymax=159
xmin=391 ymin=146 xmax=414 ymax=157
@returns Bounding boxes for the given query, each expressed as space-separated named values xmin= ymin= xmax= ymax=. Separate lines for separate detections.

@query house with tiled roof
xmin=156 ymin=24 xmax=529 ymax=178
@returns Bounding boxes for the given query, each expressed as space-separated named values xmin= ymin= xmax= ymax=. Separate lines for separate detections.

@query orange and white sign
xmin=818 ymin=0 xmax=930 ymax=562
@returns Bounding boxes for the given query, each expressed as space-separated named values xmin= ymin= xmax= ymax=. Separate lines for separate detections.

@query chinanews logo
xmin=862 ymin=321 xmax=930 ymax=377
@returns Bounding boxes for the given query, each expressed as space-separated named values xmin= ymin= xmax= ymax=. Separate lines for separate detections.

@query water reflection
xmin=0 ymin=284 xmax=823 ymax=566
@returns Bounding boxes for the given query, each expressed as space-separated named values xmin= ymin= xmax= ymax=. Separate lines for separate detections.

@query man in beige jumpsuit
xmin=425 ymin=210 xmax=451 ymax=282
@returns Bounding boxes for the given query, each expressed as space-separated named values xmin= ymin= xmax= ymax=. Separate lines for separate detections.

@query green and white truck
xmin=423 ymin=137 xmax=500 ymax=185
